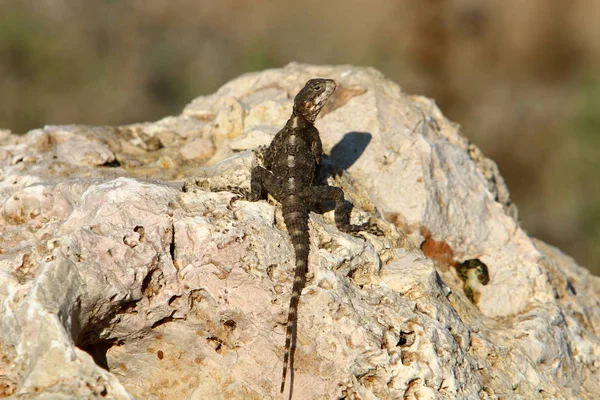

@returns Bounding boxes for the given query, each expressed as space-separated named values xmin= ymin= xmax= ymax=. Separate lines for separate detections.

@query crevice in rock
xmin=74 ymin=300 xmax=137 ymax=371
xmin=79 ymin=341 xmax=113 ymax=371
xmin=167 ymin=295 xmax=180 ymax=305
xmin=169 ymin=223 xmax=176 ymax=265
xmin=101 ymin=159 xmax=121 ymax=168
xmin=151 ymin=314 xmax=175 ymax=329
xmin=141 ymin=270 xmax=153 ymax=296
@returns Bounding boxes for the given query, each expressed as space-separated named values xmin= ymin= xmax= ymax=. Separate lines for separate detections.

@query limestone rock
xmin=1 ymin=64 xmax=599 ymax=399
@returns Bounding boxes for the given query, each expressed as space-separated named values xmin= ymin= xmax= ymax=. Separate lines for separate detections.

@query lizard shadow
xmin=316 ymin=131 xmax=372 ymax=214
xmin=324 ymin=131 xmax=372 ymax=177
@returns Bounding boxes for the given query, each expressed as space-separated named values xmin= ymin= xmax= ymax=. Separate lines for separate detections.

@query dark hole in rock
xmin=101 ymin=159 xmax=121 ymax=168
xmin=206 ymin=336 xmax=223 ymax=353
xmin=141 ymin=270 xmax=154 ymax=296
xmin=223 ymin=319 xmax=237 ymax=331
xmin=169 ymin=224 xmax=176 ymax=263
xmin=78 ymin=341 xmax=113 ymax=371
xmin=397 ymin=330 xmax=415 ymax=347
xmin=133 ymin=225 xmax=145 ymax=241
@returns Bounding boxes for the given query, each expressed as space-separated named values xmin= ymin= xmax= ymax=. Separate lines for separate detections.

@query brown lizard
xmin=248 ymin=78 xmax=371 ymax=394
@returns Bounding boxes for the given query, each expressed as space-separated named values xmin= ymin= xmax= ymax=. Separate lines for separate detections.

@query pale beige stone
xmin=0 ymin=64 xmax=598 ymax=399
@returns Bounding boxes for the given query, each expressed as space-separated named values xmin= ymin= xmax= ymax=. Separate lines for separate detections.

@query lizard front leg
xmin=249 ymin=166 xmax=285 ymax=202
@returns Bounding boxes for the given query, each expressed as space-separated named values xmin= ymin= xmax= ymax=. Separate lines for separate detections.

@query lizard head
xmin=294 ymin=78 xmax=336 ymax=122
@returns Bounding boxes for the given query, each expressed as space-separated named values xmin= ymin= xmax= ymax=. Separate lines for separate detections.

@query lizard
xmin=247 ymin=78 xmax=372 ymax=394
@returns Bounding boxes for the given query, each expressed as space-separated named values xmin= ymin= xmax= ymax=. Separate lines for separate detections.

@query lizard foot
xmin=339 ymin=217 xmax=384 ymax=237
xmin=182 ymin=178 xmax=250 ymax=202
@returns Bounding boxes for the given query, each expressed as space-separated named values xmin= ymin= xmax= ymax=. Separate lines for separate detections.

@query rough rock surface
xmin=1 ymin=63 xmax=599 ymax=399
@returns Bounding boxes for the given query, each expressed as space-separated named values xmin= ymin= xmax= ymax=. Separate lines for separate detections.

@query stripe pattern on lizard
xmin=247 ymin=78 xmax=370 ymax=395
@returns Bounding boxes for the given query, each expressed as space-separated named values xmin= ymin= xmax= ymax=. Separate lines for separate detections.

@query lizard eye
xmin=314 ymin=86 xmax=322 ymax=92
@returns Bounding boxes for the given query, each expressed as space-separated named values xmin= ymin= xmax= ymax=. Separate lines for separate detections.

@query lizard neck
xmin=289 ymin=107 xmax=315 ymax=128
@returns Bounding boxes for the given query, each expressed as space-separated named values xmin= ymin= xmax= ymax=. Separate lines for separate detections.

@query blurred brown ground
xmin=1 ymin=1 xmax=599 ymax=273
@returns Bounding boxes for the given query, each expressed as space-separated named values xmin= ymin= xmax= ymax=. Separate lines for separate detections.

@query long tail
xmin=281 ymin=196 xmax=310 ymax=394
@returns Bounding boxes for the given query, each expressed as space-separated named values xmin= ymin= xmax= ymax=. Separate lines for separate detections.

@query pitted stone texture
xmin=0 ymin=64 xmax=598 ymax=399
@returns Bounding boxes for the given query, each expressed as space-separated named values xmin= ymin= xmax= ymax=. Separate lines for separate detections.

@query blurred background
xmin=1 ymin=1 xmax=598 ymax=273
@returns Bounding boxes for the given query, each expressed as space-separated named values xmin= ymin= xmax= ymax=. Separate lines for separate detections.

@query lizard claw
xmin=221 ymin=185 xmax=251 ymax=200
xmin=364 ymin=218 xmax=385 ymax=236
xmin=213 ymin=185 xmax=253 ymax=204
xmin=183 ymin=178 xmax=252 ymax=202
xmin=338 ymin=218 xmax=384 ymax=237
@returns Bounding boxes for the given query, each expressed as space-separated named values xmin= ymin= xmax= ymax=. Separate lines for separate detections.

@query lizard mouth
xmin=317 ymin=80 xmax=336 ymax=105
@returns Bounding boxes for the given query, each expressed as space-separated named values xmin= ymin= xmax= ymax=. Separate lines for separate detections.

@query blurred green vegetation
xmin=0 ymin=0 xmax=599 ymax=274
xmin=572 ymin=76 xmax=600 ymax=267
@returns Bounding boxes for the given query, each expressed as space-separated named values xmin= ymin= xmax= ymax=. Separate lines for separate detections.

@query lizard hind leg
xmin=304 ymin=185 xmax=369 ymax=233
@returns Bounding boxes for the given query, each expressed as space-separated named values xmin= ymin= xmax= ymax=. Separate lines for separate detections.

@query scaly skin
xmin=248 ymin=78 xmax=369 ymax=395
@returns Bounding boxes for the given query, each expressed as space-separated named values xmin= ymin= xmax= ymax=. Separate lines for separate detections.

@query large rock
xmin=1 ymin=63 xmax=598 ymax=399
